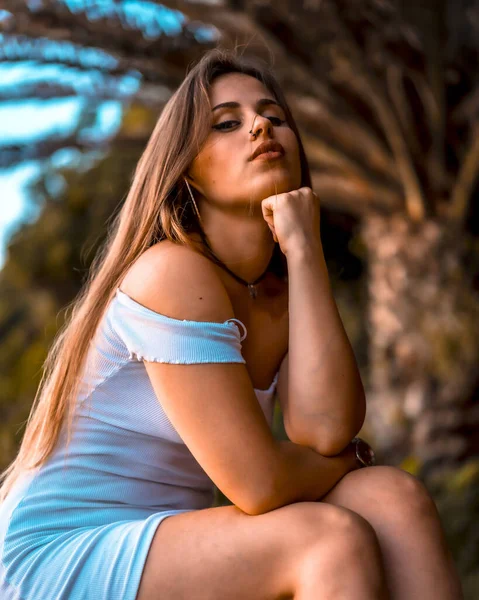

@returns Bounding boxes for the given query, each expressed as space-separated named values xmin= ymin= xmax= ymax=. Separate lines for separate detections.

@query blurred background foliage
xmin=1 ymin=0 xmax=478 ymax=596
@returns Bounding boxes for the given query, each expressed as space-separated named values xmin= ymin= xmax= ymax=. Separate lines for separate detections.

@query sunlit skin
xmin=185 ymin=72 xmax=463 ymax=599
xmin=185 ymin=72 xmax=302 ymax=285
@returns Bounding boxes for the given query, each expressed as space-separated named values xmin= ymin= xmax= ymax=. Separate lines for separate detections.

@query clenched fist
xmin=261 ymin=186 xmax=321 ymax=256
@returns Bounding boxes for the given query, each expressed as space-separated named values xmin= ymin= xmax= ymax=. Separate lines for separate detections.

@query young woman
xmin=0 ymin=48 xmax=462 ymax=600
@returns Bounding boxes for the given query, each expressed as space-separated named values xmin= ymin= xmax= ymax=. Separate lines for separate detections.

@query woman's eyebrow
xmin=211 ymin=98 xmax=281 ymax=112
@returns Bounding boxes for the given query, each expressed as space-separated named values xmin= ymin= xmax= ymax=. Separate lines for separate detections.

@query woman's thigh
xmin=137 ymin=499 xmax=379 ymax=600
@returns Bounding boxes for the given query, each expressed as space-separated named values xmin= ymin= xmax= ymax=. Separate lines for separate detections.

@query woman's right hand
xmin=261 ymin=186 xmax=321 ymax=257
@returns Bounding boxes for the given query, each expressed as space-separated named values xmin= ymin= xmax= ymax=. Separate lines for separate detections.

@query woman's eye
xmin=268 ymin=117 xmax=285 ymax=126
xmin=213 ymin=120 xmax=239 ymax=130
xmin=212 ymin=116 xmax=285 ymax=131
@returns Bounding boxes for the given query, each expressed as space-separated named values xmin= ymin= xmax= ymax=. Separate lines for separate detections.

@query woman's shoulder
xmin=119 ymin=240 xmax=235 ymax=324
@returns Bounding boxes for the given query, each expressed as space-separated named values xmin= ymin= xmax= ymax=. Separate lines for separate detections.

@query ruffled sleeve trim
xmin=112 ymin=288 xmax=247 ymax=364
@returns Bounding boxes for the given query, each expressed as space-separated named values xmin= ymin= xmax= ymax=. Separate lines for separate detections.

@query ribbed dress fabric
xmin=0 ymin=288 xmax=279 ymax=600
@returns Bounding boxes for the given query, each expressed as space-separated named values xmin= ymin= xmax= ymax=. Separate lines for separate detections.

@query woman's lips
xmin=249 ymin=140 xmax=285 ymax=160
xmin=253 ymin=151 xmax=284 ymax=161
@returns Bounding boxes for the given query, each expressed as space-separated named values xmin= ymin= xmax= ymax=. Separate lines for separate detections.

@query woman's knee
xmin=325 ymin=504 xmax=382 ymax=555
xmin=297 ymin=504 xmax=385 ymax=584
xmin=274 ymin=501 xmax=382 ymax=564
xmin=358 ymin=466 xmax=437 ymax=519
xmin=325 ymin=465 xmax=438 ymax=524
xmin=291 ymin=502 xmax=382 ymax=558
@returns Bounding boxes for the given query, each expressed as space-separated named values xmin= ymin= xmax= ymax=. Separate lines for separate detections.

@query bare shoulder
xmin=120 ymin=240 xmax=235 ymax=322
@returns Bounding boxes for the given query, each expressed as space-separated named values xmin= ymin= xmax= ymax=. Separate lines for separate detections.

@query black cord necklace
xmin=196 ymin=226 xmax=270 ymax=299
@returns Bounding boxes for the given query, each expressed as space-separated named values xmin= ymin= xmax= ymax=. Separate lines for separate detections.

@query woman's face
xmin=187 ymin=72 xmax=302 ymax=211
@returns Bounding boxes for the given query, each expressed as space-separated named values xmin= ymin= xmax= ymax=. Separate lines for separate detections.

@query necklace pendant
xmin=248 ymin=283 xmax=257 ymax=299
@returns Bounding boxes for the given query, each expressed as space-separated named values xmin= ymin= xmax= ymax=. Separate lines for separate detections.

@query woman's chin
xmin=251 ymin=178 xmax=297 ymax=200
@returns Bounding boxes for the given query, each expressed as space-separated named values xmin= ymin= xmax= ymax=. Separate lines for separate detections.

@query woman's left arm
xmin=278 ymin=238 xmax=366 ymax=457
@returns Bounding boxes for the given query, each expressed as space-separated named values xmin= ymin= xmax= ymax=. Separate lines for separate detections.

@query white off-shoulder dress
xmin=0 ymin=287 xmax=279 ymax=600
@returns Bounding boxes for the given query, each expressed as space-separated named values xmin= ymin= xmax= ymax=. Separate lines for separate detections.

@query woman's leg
xmin=321 ymin=465 xmax=464 ymax=600
xmin=137 ymin=500 xmax=389 ymax=599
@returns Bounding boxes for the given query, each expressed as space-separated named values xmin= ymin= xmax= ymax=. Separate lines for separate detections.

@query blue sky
xmin=0 ymin=92 xmax=128 ymax=269
xmin=0 ymin=0 xmax=218 ymax=270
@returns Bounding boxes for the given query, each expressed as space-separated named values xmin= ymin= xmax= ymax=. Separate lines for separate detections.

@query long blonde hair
xmin=0 ymin=47 xmax=312 ymax=502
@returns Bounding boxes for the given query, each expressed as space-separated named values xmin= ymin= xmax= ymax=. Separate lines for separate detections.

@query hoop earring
xmin=184 ymin=177 xmax=204 ymax=227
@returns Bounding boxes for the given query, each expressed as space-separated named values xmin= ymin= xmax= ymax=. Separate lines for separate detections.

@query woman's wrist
xmin=274 ymin=440 xmax=358 ymax=506
xmin=284 ymin=237 xmax=324 ymax=264
xmin=339 ymin=440 xmax=363 ymax=472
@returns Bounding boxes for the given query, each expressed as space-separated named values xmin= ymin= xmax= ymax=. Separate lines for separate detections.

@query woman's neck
xmin=190 ymin=211 xmax=276 ymax=284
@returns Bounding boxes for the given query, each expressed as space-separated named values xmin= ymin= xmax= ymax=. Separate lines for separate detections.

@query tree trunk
xmin=361 ymin=212 xmax=479 ymax=484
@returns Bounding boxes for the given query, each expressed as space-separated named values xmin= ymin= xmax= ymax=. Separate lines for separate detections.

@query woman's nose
xmin=250 ymin=115 xmax=273 ymax=139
